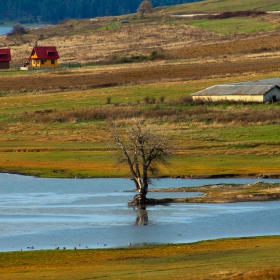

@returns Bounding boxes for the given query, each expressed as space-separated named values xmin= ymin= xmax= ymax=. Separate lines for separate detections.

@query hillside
xmin=0 ymin=0 xmax=197 ymax=24
xmin=1 ymin=0 xmax=280 ymax=68
xmin=1 ymin=0 xmax=280 ymax=178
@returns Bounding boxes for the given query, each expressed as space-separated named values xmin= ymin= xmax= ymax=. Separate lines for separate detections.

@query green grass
xmin=0 ymin=82 xmax=195 ymax=115
xmin=0 ymin=236 xmax=280 ymax=280
xmin=165 ymin=0 xmax=280 ymax=13
xmin=1 ymin=149 xmax=280 ymax=178
xmin=1 ymin=70 xmax=280 ymax=178
xmin=189 ymin=17 xmax=278 ymax=34
xmin=1 ymin=72 xmax=276 ymax=116
xmin=0 ymin=69 xmax=41 ymax=76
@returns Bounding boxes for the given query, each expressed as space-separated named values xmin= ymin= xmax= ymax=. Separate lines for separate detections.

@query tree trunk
xmin=132 ymin=176 xmax=148 ymax=204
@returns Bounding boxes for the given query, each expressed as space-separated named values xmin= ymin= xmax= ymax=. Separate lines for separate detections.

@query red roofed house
xmin=0 ymin=49 xmax=11 ymax=69
xmin=28 ymin=46 xmax=59 ymax=68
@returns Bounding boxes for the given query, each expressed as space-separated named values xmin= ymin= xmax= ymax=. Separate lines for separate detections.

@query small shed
xmin=27 ymin=46 xmax=60 ymax=68
xmin=191 ymin=84 xmax=280 ymax=103
xmin=0 ymin=49 xmax=11 ymax=69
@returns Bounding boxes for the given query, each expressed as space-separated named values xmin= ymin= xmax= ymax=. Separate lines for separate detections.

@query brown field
xmin=1 ymin=56 xmax=280 ymax=93
xmin=1 ymin=11 xmax=280 ymax=94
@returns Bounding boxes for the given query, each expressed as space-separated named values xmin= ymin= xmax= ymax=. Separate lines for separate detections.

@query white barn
xmin=191 ymin=80 xmax=280 ymax=103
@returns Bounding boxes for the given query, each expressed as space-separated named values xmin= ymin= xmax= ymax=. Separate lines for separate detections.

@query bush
xmin=208 ymin=10 xmax=266 ymax=20
xmin=106 ymin=97 xmax=111 ymax=104
xmin=144 ymin=96 xmax=150 ymax=104
xmin=149 ymin=51 xmax=165 ymax=60
xmin=7 ymin=24 xmax=28 ymax=36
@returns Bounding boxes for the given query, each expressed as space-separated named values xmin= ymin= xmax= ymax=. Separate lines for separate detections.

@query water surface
xmin=0 ymin=25 xmax=46 ymax=35
xmin=0 ymin=174 xmax=280 ymax=252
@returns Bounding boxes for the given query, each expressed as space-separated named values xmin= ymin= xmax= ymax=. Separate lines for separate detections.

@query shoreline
xmin=2 ymin=170 xmax=280 ymax=179
xmin=0 ymin=234 xmax=279 ymax=253
xmin=149 ymin=181 xmax=280 ymax=204
xmin=1 ymin=236 xmax=280 ymax=279
xmin=2 ymin=172 xmax=280 ymax=204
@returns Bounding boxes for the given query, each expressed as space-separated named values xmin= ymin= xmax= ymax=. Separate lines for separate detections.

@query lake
xmin=0 ymin=27 xmax=13 ymax=35
xmin=0 ymin=25 xmax=47 ymax=35
xmin=0 ymin=173 xmax=280 ymax=252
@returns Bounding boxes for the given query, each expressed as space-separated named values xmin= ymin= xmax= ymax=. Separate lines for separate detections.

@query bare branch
xmin=107 ymin=118 xmax=172 ymax=204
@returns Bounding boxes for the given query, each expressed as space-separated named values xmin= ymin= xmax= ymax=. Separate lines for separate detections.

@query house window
xmin=51 ymin=60 xmax=55 ymax=64
xmin=41 ymin=60 xmax=45 ymax=64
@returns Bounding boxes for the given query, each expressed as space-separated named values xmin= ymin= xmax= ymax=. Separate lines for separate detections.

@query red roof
xmin=30 ymin=46 xmax=60 ymax=60
xmin=0 ymin=49 xmax=11 ymax=62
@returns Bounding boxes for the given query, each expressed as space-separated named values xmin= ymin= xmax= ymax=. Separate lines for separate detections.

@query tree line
xmin=1 ymin=0 xmax=199 ymax=24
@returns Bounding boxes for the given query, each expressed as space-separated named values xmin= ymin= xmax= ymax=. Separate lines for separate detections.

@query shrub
xmin=208 ymin=10 xmax=266 ymax=20
xmin=159 ymin=96 xmax=165 ymax=103
xmin=7 ymin=24 xmax=28 ymax=36
xmin=149 ymin=51 xmax=165 ymax=60
xmin=144 ymin=96 xmax=150 ymax=104
xmin=106 ymin=97 xmax=112 ymax=104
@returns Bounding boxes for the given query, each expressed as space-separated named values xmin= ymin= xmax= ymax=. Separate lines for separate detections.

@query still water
xmin=1 ymin=173 xmax=280 ymax=252
xmin=0 ymin=27 xmax=13 ymax=35
xmin=0 ymin=25 xmax=46 ymax=35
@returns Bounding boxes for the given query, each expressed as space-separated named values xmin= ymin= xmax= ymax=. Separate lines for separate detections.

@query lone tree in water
xmin=109 ymin=120 xmax=172 ymax=205
xmin=137 ymin=0 xmax=153 ymax=17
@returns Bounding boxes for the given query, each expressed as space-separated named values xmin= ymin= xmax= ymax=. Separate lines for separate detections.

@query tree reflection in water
xmin=135 ymin=206 xmax=148 ymax=226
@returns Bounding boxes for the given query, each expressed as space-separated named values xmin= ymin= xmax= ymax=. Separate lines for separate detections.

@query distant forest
xmin=1 ymin=0 xmax=199 ymax=24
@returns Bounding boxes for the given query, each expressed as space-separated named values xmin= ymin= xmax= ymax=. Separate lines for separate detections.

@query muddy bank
xmin=148 ymin=182 xmax=280 ymax=204
xmin=170 ymin=173 xmax=280 ymax=179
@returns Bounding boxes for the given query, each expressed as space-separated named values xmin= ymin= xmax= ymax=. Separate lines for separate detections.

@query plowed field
xmin=2 ymin=56 xmax=280 ymax=93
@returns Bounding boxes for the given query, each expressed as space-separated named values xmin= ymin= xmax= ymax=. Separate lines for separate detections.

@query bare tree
xmin=109 ymin=119 xmax=172 ymax=205
xmin=137 ymin=0 xmax=153 ymax=17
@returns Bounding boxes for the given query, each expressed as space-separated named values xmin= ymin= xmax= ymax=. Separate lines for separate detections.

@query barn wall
xmin=263 ymin=88 xmax=280 ymax=102
xmin=192 ymin=95 xmax=264 ymax=102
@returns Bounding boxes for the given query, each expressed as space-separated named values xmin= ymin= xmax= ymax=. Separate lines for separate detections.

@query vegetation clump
xmin=7 ymin=24 xmax=28 ymax=36
xmin=137 ymin=0 xmax=154 ymax=17
xmin=208 ymin=10 xmax=266 ymax=20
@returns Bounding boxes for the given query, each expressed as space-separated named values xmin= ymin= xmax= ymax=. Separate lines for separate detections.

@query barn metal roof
xmin=233 ymin=78 xmax=280 ymax=86
xmin=191 ymin=84 xmax=279 ymax=96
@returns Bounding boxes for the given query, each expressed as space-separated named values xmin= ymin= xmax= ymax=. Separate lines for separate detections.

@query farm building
xmin=0 ymin=49 xmax=11 ymax=69
xmin=26 ymin=46 xmax=60 ymax=68
xmin=191 ymin=82 xmax=280 ymax=103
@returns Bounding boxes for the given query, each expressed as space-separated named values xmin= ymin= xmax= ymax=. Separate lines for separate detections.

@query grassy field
xmin=1 ymin=69 xmax=280 ymax=178
xmin=0 ymin=71 xmax=280 ymax=177
xmin=0 ymin=236 xmax=280 ymax=280
xmin=166 ymin=0 xmax=280 ymax=13
xmin=1 ymin=2 xmax=280 ymax=180
xmin=189 ymin=17 xmax=278 ymax=34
